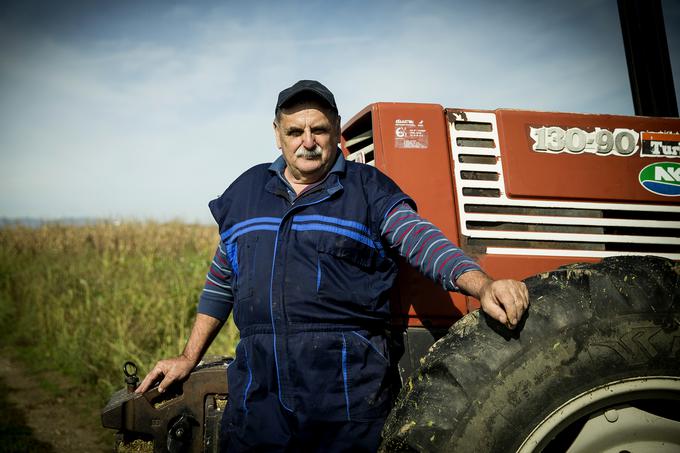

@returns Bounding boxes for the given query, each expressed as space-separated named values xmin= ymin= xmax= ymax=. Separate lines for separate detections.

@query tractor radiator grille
xmin=448 ymin=111 xmax=680 ymax=259
xmin=344 ymin=113 xmax=375 ymax=166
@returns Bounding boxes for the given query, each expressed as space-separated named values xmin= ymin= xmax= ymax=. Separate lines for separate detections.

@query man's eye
xmin=312 ymin=128 xmax=329 ymax=135
xmin=288 ymin=130 xmax=302 ymax=137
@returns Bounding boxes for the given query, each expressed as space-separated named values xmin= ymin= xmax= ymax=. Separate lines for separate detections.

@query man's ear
xmin=273 ymin=121 xmax=282 ymax=149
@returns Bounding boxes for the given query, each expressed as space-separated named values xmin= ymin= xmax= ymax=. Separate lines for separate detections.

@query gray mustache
xmin=295 ymin=145 xmax=322 ymax=158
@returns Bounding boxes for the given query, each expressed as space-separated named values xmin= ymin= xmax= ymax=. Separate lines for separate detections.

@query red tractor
xmin=102 ymin=1 xmax=680 ymax=451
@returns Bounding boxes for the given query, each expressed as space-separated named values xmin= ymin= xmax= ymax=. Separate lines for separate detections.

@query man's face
xmin=273 ymin=101 xmax=340 ymax=184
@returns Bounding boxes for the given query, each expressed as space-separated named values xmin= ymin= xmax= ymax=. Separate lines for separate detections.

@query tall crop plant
xmin=0 ymin=222 xmax=239 ymax=402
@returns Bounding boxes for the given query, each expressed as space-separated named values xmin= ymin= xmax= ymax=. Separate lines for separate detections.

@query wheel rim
xmin=517 ymin=376 xmax=680 ymax=453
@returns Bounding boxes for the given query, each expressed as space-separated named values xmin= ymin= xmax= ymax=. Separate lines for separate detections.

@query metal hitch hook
xmin=123 ymin=361 xmax=139 ymax=393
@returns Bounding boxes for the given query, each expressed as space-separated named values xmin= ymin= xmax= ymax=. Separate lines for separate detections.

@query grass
xmin=0 ymin=221 xmax=239 ymax=403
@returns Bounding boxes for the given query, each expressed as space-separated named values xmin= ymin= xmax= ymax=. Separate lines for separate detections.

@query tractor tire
xmin=380 ymin=255 xmax=680 ymax=452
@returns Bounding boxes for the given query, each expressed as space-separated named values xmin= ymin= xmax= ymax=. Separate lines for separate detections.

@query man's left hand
xmin=455 ymin=271 xmax=529 ymax=329
xmin=478 ymin=279 xmax=529 ymax=329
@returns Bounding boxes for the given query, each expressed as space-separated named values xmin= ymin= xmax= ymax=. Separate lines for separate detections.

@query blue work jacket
xmin=209 ymin=152 xmax=413 ymax=425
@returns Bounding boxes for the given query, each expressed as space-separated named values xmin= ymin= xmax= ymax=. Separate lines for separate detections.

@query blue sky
xmin=1 ymin=0 xmax=679 ymax=224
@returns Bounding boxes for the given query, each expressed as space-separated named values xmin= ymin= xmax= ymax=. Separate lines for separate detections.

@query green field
xmin=0 ymin=222 xmax=239 ymax=403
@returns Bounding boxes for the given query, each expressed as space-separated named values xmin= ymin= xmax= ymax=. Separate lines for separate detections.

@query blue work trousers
xmin=220 ymin=329 xmax=396 ymax=452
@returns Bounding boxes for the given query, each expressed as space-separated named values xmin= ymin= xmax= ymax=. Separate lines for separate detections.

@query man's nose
xmin=302 ymin=129 xmax=315 ymax=149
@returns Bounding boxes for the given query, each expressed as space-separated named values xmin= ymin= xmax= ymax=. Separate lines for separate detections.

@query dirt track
xmin=0 ymin=352 xmax=111 ymax=452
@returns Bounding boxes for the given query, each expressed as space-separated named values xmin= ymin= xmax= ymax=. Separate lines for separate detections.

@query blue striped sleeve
xmin=380 ymin=202 xmax=482 ymax=291
xmin=197 ymin=242 xmax=234 ymax=321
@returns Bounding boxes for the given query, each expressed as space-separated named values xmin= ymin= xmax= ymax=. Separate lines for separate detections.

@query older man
xmin=137 ymin=80 xmax=528 ymax=452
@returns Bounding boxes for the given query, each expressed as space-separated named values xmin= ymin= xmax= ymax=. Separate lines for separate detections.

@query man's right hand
xmin=134 ymin=313 xmax=224 ymax=394
xmin=136 ymin=354 xmax=196 ymax=394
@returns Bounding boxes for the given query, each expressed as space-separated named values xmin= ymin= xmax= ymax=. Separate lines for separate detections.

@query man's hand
xmin=136 ymin=354 xmax=196 ymax=394
xmin=455 ymin=271 xmax=529 ymax=329
xmin=135 ymin=313 xmax=224 ymax=394
xmin=477 ymin=279 xmax=529 ymax=329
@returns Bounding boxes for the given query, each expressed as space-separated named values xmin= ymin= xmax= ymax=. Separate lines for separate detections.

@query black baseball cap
xmin=276 ymin=80 xmax=337 ymax=113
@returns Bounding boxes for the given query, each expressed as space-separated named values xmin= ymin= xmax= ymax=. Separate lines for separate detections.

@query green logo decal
xmin=639 ymin=162 xmax=680 ymax=196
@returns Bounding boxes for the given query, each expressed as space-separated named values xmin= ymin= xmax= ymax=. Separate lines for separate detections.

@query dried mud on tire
xmin=380 ymin=256 xmax=680 ymax=453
